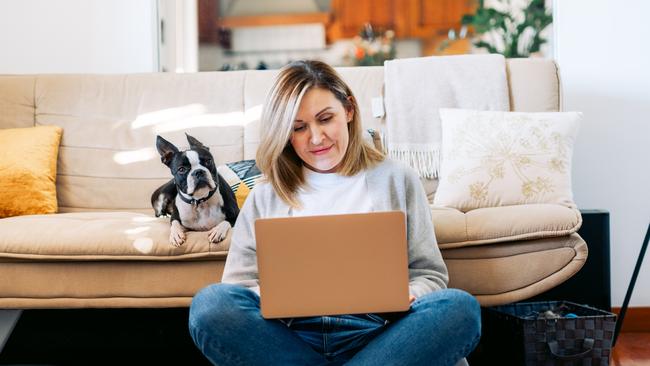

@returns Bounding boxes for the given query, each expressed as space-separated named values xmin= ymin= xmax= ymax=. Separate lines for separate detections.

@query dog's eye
xmin=177 ymin=166 xmax=187 ymax=174
xmin=205 ymin=159 xmax=212 ymax=166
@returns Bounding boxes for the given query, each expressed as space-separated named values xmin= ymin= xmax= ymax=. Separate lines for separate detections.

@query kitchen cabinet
xmin=329 ymin=0 xmax=473 ymax=41
xmin=200 ymin=0 xmax=475 ymax=43
xmin=328 ymin=0 xmax=406 ymax=39
xmin=406 ymin=0 xmax=471 ymax=38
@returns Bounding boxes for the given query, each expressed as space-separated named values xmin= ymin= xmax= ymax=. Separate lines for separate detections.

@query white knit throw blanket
xmin=384 ymin=54 xmax=510 ymax=178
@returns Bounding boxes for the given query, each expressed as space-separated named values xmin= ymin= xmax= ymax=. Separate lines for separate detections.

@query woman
xmin=189 ymin=60 xmax=481 ymax=366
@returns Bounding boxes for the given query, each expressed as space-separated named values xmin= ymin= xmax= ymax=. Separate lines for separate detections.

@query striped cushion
xmin=218 ymin=159 xmax=263 ymax=208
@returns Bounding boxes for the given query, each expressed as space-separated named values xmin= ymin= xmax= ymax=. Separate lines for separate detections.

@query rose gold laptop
xmin=255 ymin=210 xmax=410 ymax=319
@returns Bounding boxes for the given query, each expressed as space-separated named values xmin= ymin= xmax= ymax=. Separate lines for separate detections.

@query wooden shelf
xmin=218 ymin=12 xmax=331 ymax=28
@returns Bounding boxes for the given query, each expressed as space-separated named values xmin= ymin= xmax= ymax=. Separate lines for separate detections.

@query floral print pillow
xmin=434 ymin=108 xmax=581 ymax=212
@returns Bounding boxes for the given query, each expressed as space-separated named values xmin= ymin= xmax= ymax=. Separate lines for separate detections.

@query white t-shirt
xmin=290 ymin=167 xmax=373 ymax=217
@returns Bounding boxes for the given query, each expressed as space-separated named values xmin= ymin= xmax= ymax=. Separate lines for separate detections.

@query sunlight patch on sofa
xmin=131 ymin=103 xmax=263 ymax=131
xmin=113 ymin=148 xmax=158 ymax=165
xmin=132 ymin=237 xmax=154 ymax=254
xmin=243 ymin=104 xmax=263 ymax=125
xmin=153 ymin=111 xmax=249 ymax=133
xmin=131 ymin=104 xmax=207 ymax=129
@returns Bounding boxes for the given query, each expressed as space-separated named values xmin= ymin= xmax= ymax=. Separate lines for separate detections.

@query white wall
xmin=555 ymin=1 xmax=650 ymax=306
xmin=0 ymin=0 xmax=158 ymax=73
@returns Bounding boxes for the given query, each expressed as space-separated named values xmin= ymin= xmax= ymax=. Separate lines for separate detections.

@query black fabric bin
xmin=482 ymin=300 xmax=617 ymax=366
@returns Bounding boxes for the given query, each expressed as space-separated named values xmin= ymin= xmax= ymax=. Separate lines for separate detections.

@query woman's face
xmin=290 ymin=87 xmax=353 ymax=173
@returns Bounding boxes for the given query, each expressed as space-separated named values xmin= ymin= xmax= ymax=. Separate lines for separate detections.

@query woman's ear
xmin=346 ymin=96 xmax=355 ymax=123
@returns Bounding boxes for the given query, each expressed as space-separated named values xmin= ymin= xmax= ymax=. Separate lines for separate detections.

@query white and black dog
xmin=152 ymin=134 xmax=239 ymax=247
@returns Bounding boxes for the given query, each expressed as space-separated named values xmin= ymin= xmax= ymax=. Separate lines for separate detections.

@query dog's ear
xmin=156 ymin=135 xmax=179 ymax=167
xmin=186 ymin=133 xmax=209 ymax=151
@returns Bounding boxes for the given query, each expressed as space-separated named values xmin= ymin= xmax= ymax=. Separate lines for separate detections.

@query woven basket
xmin=484 ymin=301 xmax=617 ymax=366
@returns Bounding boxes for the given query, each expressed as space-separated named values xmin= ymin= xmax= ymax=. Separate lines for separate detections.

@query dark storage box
xmin=482 ymin=301 xmax=617 ymax=366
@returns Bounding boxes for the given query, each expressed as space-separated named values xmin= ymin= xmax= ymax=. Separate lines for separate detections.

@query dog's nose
xmin=192 ymin=170 xmax=205 ymax=178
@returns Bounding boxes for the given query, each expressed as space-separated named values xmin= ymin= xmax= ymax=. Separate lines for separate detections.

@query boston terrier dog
xmin=152 ymin=134 xmax=239 ymax=247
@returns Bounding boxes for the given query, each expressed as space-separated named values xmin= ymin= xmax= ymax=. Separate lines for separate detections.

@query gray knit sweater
xmin=221 ymin=159 xmax=449 ymax=298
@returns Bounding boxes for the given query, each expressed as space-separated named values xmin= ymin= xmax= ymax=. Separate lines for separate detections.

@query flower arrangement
xmin=350 ymin=24 xmax=396 ymax=66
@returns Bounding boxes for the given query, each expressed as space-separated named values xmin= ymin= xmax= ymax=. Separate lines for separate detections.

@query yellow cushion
xmin=0 ymin=125 xmax=63 ymax=218
xmin=233 ymin=183 xmax=251 ymax=209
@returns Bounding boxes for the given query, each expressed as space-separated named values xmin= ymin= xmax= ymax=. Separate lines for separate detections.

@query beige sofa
xmin=0 ymin=58 xmax=586 ymax=309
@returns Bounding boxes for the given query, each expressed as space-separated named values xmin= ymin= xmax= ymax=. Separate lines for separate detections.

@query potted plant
xmin=461 ymin=0 xmax=553 ymax=58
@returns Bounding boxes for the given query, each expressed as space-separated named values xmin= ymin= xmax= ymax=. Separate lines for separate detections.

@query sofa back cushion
xmin=0 ymin=76 xmax=35 ymax=129
xmin=36 ymin=72 xmax=247 ymax=212
xmin=0 ymin=59 xmax=560 ymax=212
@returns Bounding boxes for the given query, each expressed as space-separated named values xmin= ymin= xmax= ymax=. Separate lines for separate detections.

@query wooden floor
xmin=612 ymin=332 xmax=650 ymax=366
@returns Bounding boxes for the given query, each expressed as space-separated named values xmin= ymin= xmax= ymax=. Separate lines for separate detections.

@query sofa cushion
xmin=432 ymin=204 xmax=582 ymax=248
xmin=435 ymin=109 xmax=581 ymax=212
xmin=506 ymin=58 xmax=560 ymax=113
xmin=0 ymin=125 xmax=63 ymax=218
xmin=442 ymin=233 xmax=587 ymax=306
xmin=0 ymin=212 xmax=229 ymax=260
xmin=217 ymin=159 xmax=264 ymax=208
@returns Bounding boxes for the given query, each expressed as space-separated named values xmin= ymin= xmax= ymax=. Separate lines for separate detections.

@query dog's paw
xmin=208 ymin=221 xmax=231 ymax=244
xmin=170 ymin=231 xmax=185 ymax=247
xmin=170 ymin=221 xmax=186 ymax=247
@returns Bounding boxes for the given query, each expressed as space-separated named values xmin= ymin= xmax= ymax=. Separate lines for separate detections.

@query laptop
xmin=255 ymin=210 xmax=410 ymax=319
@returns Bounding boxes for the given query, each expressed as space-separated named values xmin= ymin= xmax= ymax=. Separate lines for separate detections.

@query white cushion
xmin=434 ymin=108 xmax=581 ymax=212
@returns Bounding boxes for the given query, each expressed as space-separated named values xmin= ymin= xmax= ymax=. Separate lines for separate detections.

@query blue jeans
xmin=189 ymin=283 xmax=481 ymax=366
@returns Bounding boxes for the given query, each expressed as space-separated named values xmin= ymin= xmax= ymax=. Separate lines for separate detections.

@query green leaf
xmin=458 ymin=0 xmax=552 ymax=58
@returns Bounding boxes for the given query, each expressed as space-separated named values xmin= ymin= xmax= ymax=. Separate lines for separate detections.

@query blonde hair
xmin=256 ymin=60 xmax=384 ymax=207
